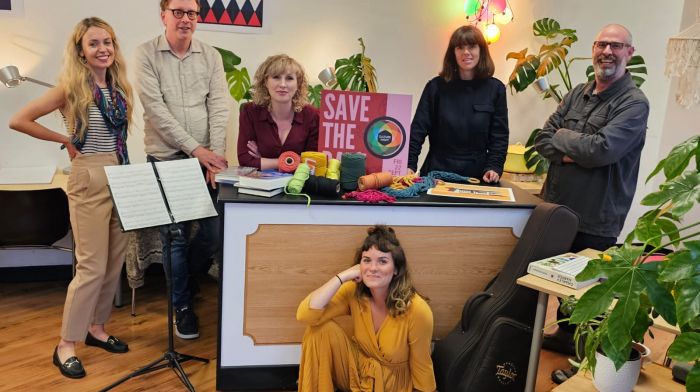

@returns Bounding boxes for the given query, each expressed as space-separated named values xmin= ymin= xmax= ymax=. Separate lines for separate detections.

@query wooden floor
xmin=0 ymin=271 xmax=673 ymax=392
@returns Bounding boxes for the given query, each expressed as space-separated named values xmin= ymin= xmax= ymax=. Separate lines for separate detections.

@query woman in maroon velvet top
xmin=238 ymin=54 xmax=320 ymax=170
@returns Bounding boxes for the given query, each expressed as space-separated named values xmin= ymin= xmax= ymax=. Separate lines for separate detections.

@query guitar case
xmin=432 ymin=202 xmax=579 ymax=392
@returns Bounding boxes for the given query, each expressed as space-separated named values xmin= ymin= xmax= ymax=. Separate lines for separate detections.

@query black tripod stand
xmin=99 ymin=225 xmax=209 ymax=392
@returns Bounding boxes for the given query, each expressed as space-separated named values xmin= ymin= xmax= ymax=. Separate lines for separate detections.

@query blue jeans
xmin=148 ymin=155 xmax=221 ymax=310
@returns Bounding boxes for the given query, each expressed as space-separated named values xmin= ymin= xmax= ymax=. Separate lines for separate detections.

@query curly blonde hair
xmin=354 ymin=225 xmax=425 ymax=317
xmin=59 ymin=17 xmax=133 ymax=141
xmin=252 ymin=54 xmax=309 ymax=112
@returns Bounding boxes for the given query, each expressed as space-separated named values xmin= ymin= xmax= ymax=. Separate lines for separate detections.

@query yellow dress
xmin=297 ymin=282 xmax=436 ymax=392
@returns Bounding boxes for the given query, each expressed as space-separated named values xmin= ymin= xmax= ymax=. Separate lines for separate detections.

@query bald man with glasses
xmin=533 ymin=23 xmax=649 ymax=363
xmin=134 ymin=0 xmax=231 ymax=340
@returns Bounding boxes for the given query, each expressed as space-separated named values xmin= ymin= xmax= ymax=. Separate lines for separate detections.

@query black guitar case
xmin=432 ymin=202 xmax=579 ymax=392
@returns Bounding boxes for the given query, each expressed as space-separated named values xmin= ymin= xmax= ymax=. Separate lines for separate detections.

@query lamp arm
xmin=22 ymin=76 xmax=54 ymax=88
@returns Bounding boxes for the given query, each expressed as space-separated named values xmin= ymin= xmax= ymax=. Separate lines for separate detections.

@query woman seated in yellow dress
xmin=296 ymin=225 xmax=436 ymax=392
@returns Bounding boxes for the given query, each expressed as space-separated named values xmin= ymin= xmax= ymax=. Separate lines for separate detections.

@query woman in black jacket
xmin=408 ymin=25 xmax=509 ymax=182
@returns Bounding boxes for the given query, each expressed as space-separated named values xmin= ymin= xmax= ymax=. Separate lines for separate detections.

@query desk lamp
xmin=0 ymin=65 xmax=54 ymax=88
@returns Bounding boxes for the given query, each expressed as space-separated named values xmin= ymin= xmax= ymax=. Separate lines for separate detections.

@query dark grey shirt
xmin=534 ymin=72 xmax=649 ymax=237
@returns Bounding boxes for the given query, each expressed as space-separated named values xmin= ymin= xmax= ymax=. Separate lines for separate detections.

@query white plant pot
xmin=592 ymin=349 xmax=642 ymax=392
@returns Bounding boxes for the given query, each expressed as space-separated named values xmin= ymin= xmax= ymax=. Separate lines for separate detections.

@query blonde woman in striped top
xmin=10 ymin=17 xmax=133 ymax=379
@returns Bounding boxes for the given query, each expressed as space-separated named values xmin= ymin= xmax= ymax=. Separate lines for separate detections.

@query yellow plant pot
xmin=504 ymin=143 xmax=535 ymax=174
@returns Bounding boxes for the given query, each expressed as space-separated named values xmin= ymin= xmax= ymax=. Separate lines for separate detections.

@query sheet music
xmin=0 ymin=166 xmax=56 ymax=184
xmin=104 ymin=163 xmax=172 ymax=231
xmin=154 ymin=158 xmax=218 ymax=223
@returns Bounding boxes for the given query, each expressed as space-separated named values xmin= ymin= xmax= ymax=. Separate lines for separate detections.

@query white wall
xmin=0 ymin=0 xmax=694 ymax=238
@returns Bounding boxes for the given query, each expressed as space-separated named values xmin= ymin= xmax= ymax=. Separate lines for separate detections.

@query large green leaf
xmin=639 ymin=264 xmax=677 ymax=325
xmin=334 ymin=54 xmax=367 ymax=92
xmin=214 ymin=46 xmax=241 ymax=72
xmin=675 ymin=276 xmax=700 ymax=326
xmin=660 ymin=249 xmax=699 ymax=283
xmin=600 ymin=334 xmax=631 ymax=371
xmin=607 ymin=290 xmax=641 ymax=351
xmin=307 ymin=84 xmax=323 ymax=108
xmin=570 ymin=283 xmax=615 ymax=324
xmin=506 ymin=49 xmax=540 ymax=92
xmin=668 ymin=331 xmax=700 ymax=361
xmin=686 ymin=363 xmax=700 ymax=392
xmin=225 ymin=67 xmax=251 ymax=103
xmin=661 ymin=135 xmax=700 ymax=180
xmin=641 ymin=172 xmax=700 ymax=216
xmin=533 ymin=18 xmax=577 ymax=41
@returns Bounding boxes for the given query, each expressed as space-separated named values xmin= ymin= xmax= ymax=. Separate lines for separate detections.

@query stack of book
xmin=214 ymin=166 xmax=257 ymax=185
xmin=233 ymin=170 xmax=293 ymax=197
xmin=527 ymin=252 xmax=600 ymax=289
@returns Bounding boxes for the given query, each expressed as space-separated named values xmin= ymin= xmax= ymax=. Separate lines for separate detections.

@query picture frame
xmin=0 ymin=0 xmax=24 ymax=17
xmin=197 ymin=0 xmax=265 ymax=34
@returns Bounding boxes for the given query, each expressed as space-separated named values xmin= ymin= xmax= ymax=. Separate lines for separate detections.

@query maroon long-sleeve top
xmin=237 ymin=103 xmax=320 ymax=169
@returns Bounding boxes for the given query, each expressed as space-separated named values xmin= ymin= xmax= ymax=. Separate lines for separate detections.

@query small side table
xmin=552 ymin=363 xmax=684 ymax=392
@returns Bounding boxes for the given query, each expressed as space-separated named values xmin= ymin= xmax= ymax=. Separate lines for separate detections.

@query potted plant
xmin=505 ymin=18 xmax=647 ymax=175
xmin=567 ymin=135 xmax=700 ymax=391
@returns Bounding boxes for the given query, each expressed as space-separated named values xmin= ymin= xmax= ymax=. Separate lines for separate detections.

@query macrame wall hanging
xmin=665 ymin=5 xmax=700 ymax=108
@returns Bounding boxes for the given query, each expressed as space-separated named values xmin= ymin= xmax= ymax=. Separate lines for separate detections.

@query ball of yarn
xmin=302 ymin=175 xmax=341 ymax=197
xmin=278 ymin=151 xmax=301 ymax=173
xmin=286 ymin=163 xmax=310 ymax=194
xmin=301 ymin=151 xmax=328 ymax=177
xmin=326 ymin=158 xmax=341 ymax=180
xmin=358 ymin=172 xmax=393 ymax=191
xmin=339 ymin=153 xmax=366 ymax=191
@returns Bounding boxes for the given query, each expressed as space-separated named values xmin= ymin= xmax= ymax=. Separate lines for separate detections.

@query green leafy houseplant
xmin=568 ymin=135 xmax=700 ymax=391
xmin=330 ymin=38 xmax=378 ymax=93
xmin=215 ymin=47 xmax=252 ymax=103
xmin=506 ymin=18 xmax=647 ymax=175
xmin=215 ymin=39 xmax=378 ymax=109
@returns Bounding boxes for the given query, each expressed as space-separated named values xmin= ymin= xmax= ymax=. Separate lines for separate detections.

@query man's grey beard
xmin=594 ymin=64 xmax=617 ymax=81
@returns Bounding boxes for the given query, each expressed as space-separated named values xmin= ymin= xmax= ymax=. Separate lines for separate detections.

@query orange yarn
xmin=278 ymin=151 xmax=301 ymax=173
xmin=357 ymin=172 xmax=393 ymax=191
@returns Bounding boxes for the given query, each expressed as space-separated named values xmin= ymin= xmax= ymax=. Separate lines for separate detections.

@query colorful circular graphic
xmin=363 ymin=116 xmax=406 ymax=159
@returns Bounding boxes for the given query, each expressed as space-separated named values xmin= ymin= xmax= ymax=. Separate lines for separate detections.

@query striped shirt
xmin=69 ymin=88 xmax=118 ymax=154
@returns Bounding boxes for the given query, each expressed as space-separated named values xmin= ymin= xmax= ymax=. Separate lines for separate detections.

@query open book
xmin=104 ymin=158 xmax=218 ymax=231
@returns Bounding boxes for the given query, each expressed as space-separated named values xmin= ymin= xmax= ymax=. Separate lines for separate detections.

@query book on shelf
xmin=215 ymin=166 xmax=257 ymax=184
xmin=237 ymin=170 xmax=292 ymax=191
xmin=235 ymin=185 xmax=284 ymax=198
xmin=527 ymin=252 xmax=600 ymax=289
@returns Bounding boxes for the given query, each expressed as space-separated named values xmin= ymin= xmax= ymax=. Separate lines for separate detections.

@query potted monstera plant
xmin=567 ymin=135 xmax=700 ymax=391
xmin=506 ymin=18 xmax=647 ymax=175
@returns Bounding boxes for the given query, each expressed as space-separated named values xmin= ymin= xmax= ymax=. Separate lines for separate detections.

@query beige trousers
xmin=61 ymin=153 xmax=127 ymax=341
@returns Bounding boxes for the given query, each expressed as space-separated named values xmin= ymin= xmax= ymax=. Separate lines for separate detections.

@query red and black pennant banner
xmin=198 ymin=0 xmax=263 ymax=28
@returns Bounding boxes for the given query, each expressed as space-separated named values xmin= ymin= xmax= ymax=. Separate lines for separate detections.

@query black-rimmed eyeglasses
xmin=168 ymin=9 xmax=199 ymax=20
xmin=593 ymin=41 xmax=631 ymax=51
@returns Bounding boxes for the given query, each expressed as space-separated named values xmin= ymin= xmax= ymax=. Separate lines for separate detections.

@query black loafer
xmin=85 ymin=332 xmax=129 ymax=353
xmin=53 ymin=346 xmax=86 ymax=379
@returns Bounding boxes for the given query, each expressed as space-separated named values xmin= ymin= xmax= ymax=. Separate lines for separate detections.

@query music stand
xmin=99 ymin=159 xmax=217 ymax=392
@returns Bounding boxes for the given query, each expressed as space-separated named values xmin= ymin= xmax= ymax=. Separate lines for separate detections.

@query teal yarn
xmin=284 ymin=163 xmax=312 ymax=205
xmin=339 ymin=153 xmax=366 ymax=191
xmin=425 ymin=170 xmax=474 ymax=184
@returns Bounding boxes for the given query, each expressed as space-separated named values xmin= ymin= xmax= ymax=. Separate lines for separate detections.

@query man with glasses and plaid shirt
xmin=533 ymin=24 xmax=650 ymax=367
xmin=135 ymin=0 xmax=230 ymax=340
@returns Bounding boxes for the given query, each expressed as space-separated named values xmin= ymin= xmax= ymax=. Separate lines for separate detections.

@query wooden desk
xmin=0 ymin=169 xmax=68 ymax=192
xmin=516 ymin=250 xmax=680 ymax=392
xmin=216 ymin=181 xmax=542 ymax=390
xmin=553 ymin=363 xmax=683 ymax=391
